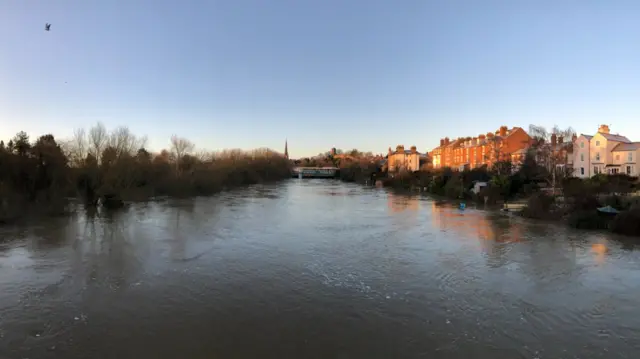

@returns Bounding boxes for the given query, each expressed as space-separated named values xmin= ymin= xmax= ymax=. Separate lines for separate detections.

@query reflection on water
xmin=2 ymin=180 xmax=640 ymax=358
xmin=387 ymin=192 xmax=421 ymax=228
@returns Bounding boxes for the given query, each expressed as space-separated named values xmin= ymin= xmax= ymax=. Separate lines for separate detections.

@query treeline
xmin=371 ymin=154 xmax=544 ymax=203
xmin=293 ymin=148 xmax=381 ymax=168
xmin=0 ymin=123 xmax=291 ymax=223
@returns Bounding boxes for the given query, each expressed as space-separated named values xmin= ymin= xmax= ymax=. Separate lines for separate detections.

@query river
xmin=1 ymin=180 xmax=640 ymax=358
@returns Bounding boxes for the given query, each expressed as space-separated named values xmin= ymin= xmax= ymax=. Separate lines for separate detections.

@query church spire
xmin=284 ymin=139 xmax=289 ymax=159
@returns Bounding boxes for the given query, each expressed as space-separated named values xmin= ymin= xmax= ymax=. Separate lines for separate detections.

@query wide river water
xmin=1 ymin=180 xmax=640 ymax=358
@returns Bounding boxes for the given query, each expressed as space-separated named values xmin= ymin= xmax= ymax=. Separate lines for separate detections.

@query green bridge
xmin=291 ymin=167 xmax=339 ymax=179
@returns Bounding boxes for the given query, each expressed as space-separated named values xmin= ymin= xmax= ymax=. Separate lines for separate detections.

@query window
xmin=594 ymin=166 xmax=599 ymax=174
xmin=580 ymin=154 xmax=584 ymax=161
xmin=627 ymin=166 xmax=632 ymax=175
xmin=629 ymin=152 xmax=633 ymax=162
xmin=616 ymin=154 xmax=620 ymax=161
xmin=580 ymin=167 xmax=585 ymax=175
xmin=580 ymin=142 xmax=584 ymax=148
xmin=596 ymin=141 xmax=600 ymax=146
xmin=595 ymin=152 xmax=600 ymax=161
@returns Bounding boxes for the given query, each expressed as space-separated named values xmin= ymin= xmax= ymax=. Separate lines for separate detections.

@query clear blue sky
xmin=1 ymin=0 xmax=639 ymax=158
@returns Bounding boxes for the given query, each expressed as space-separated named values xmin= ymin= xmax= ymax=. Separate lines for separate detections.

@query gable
xmin=508 ymin=127 xmax=529 ymax=138
xmin=592 ymin=133 xmax=607 ymax=144
xmin=577 ymin=135 xmax=592 ymax=143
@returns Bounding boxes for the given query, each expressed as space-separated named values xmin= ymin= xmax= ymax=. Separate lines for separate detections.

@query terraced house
xmin=431 ymin=126 xmax=531 ymax=171
xmin=572 ymin=125 xmax=640 ymax=178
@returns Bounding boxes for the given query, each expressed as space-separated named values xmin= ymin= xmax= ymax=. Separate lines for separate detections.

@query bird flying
xmin=45 ymin=23 xmax=51 ymax=31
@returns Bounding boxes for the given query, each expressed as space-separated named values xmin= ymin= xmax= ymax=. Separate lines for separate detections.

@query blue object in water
xmin=459 ymin=202 xmax=466 ymax=210
xmin=597 ymin=205 xmax=619 ymax=214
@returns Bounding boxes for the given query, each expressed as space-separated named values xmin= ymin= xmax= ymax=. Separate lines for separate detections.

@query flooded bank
xmin=1 ymin=180 xmax=640 ymax=358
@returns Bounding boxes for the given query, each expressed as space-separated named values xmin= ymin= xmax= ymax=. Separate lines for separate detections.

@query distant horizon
xmin=0 ymin=118 xmax=634 ymax=159
xmin=2 ymin=0 xmax=639 ymax=158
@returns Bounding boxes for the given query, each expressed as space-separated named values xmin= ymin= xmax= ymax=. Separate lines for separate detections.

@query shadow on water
xmin=3 ymin=181 xmax=640 ymax=358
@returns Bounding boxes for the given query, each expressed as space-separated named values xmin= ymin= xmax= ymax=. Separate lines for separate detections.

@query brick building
xmin=431 ymin=126 xmax=531 ymax=171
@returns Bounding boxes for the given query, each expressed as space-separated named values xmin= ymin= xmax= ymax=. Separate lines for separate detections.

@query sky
xmin=1 ymin=0 xmax=639 ymax=158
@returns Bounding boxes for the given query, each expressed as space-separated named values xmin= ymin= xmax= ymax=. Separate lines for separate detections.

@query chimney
xmin=598 ymin=124 xmax=610 ymax=134
xmin=478 ymin=134 xmax=486 ymax=141
xmin=440 ymin=139 xmax=445 ymax=146
xmin=410 ymin=146 xmax=417 ymax=154
xmin=499 ymin=126 xmax=507 ymax=136
xmin=551 ymin=133 xmax=557 ymax=146
xmin=487 ymin=132 xmax=494 ymax=138
xmin=388 ymin=147 xmax=393 ymax=155
xmin=472 ymin=137 xmax=478 ymax=146
xmin=444 ymin=137 xmax=450 ymax=145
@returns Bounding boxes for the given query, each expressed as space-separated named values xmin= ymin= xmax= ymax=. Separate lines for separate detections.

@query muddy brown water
xmin=1 ymin=180 xmax=640 ymax=358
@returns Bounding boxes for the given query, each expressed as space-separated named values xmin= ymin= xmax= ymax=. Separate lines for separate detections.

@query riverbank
xmin=0 ymin=127 xmax=291 ymax=225
xmin=338 ymin=162 xmax=640 ymax=237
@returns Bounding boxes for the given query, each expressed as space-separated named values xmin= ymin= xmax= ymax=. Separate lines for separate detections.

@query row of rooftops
xmin=387 ymin=145 xmax=421 ymax=156
xmin=433 ymin=126 xmax=520 ymax=151
xmin=431 ymin=124 xmax=640 ymax=154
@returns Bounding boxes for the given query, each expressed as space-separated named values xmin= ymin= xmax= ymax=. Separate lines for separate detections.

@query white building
xmin=387 ymin=145 xmax=422 ymax=172
xmin=573 ymin=124 xmax=640 ymax=178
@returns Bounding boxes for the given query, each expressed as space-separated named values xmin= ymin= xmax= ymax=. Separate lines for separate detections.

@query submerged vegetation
xmin=0 ymin=123 xmax=291 ymax=224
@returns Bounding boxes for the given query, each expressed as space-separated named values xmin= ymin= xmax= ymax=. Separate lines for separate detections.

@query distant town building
xmin=284 ymin=139 xmax=289 ymax=160
xmin=386 ymin=145 xmax=425 ymax=172
xmin=572 ymin=124 xmax=639 ymax=178
xmin=431 ymin=126 xmax=531 ymax=171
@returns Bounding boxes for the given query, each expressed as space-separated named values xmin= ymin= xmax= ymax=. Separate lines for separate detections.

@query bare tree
xmin=109 ymin=126 xmax=148 ymax=157
xmin=170 ymin=135 xmax=195 ymax=173
xmin=483 ymin=135 xmax=513 ymax=176
xmin=528 ymin=124 xmax=576 ymax=191
xmin=193 ymin=150 xmax=212 ymax=163
xmin=65 ymin=128 xmax=88 ymax=166
xmin=88 ymin=122 xmax=108 ymax=162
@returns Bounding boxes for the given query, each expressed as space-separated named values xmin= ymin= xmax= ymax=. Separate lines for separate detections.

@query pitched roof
xmin=387 ymin=149 xmax=423 ymax=157
xmin=599 ymin=132 xmax=631 ymax=143
xmin=613 ymin=142 xmax=640 ymax=151
xmin=448 ymin=138 xmax=463 ymax=147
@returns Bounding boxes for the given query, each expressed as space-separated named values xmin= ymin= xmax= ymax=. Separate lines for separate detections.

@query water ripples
xmin=2 ymin=181 xmax=640 ymax=358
